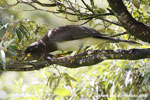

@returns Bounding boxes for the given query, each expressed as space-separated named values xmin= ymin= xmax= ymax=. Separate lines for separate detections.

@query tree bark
xmin=2 ymin=48 xmax=150 ymax=71
xmin=107 ymin=0 xmax=150 ymax=42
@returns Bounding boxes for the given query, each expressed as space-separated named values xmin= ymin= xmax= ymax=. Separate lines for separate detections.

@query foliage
xmin=0 ymin=0 xmax=150 ymax=100
xmin=4 ymin=60 xmax=150 ymax=100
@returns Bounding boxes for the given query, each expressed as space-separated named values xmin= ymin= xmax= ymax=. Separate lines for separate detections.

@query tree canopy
xmin=0 ymin=0 xmax=150 ymax=99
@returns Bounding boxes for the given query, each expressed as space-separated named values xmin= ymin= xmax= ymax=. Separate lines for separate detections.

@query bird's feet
xmin=55 ymin=51 xmax=72 ymax=58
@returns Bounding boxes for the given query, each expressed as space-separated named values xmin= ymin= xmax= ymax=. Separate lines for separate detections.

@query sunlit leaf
xmin=0 ymin=49 xmax=6 ymax=69
xmin=54 ymin=87 xmax=70 ymax=97
xmin=0 ymin=0 xmax=5 ymax=7
xmin=125 ymin=70 xmax=132 ymax=86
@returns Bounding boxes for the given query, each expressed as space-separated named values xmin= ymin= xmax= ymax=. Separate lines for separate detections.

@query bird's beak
xmin=23 ymin=53 xmax=31 ymax=60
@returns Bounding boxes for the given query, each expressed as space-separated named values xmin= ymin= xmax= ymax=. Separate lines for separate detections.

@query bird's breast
xmin=56 ymin=37 xmax=107 ymax=51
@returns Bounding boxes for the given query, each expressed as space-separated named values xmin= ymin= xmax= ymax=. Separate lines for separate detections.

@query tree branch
xmin=110 ymin=31 xmax=127 ymax=37
xmin=1 ymin=48 xmax=150 ymax=71
xmin=107 ymin=0 xmax=150 ymax=42
xmin=0 ymin=61 xmax=48 ymax=71
xmin=45 ymin=48 xmax=150 ymax=68
xmin=32 ymin=0 xmax=57 ymax=7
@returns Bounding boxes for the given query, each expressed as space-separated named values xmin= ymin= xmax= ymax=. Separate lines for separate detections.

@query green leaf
xmin=90 ymin=0 xmax=95 ymax=7
xmin=48 ymin=75 xmax=61 ymax=91
xmin=142 ymin=72 xmax=150 ymax=84
xmin=16 ymin=29 xmax=23 ymax=42
xmin=19 ymin=24 xmax=29 ymax=39
xmin=64 ymin=77 xmax=71 ymax=86
xmin=8 ymin=45 xmax=17 ymax=52
xmin=132 ymin=0 xmax=140 ymax=8
xmin=63 ymin=73 xmax=76 ymax=81
xmin=54 ymin=87 xmax=70 ymax=97
xmin=89 ymin=19 xmax=94 ymax=27
xmin=0 ymin=0 xmax=5 ymax=7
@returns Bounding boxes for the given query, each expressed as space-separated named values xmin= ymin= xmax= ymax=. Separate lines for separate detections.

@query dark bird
xmin=23 ymin=25 xmax=140 ymax=59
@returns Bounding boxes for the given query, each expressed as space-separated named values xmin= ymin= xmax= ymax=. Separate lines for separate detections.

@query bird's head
xmin=23 ymin=41 xmax=46 ymax=60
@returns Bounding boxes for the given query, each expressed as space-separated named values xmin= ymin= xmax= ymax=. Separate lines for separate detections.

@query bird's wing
xmin=41 ymin=25 xmax=141 ymax=45
xmin=44 ymin=25 xmax=107 ymax=42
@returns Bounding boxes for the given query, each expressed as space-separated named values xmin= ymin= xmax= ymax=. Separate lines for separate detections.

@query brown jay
xmin=23 ymin=25 xmax=140 ymax=58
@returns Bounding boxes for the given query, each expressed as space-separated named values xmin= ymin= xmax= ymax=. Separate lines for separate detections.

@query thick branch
xmin=0 ymin=61 xmax=48 ymax=71
xmin=1 ymin=48 xmax=150 ymax=71
xmin=107 ymin=0 xmax=150 ymax=42
xmin=45 ymin=48 xmax=150 ymax=68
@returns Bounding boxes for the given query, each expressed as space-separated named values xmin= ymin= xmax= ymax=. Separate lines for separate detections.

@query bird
xmin=23 ymin=25 xmax=140 ymax=59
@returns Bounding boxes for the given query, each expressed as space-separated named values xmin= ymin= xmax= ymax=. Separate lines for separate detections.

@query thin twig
xmin=81 ymin=0 xmax=95 ymax=13
xmin=110 ymin=31 xmax=128 ymax=37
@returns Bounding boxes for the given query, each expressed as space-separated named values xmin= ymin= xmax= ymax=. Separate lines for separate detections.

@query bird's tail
xmin=94 ymin=36 xmax=141 ymax=45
